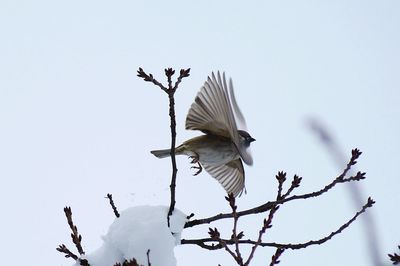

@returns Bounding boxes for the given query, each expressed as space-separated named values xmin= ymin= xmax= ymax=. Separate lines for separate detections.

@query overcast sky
xmin=0 ymin=1 xmax=399 ymax=265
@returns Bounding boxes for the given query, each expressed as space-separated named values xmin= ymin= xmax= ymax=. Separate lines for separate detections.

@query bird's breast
xmin=182 ymin=135 xmax=239 ymax=165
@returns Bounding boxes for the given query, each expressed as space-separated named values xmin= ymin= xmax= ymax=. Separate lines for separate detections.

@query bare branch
xmin=137 ymin=67 xmax=190 ymax=227
xmin=63 ymin=206 xmax=85 ymax=255
xmin=56 ymin=244 xmax=78 ymax=260
xmin=147 ymin=249 xmax=152 ymax=266
xmin=106 ymin=193 xmax=120 ymax=218
xmin=227 ymin=194 xmax=244 ymax=264
xmin=269 ymin=248 xmax=284 ymax=266
xmin=209 ymin=227 xmax=241 ymax=264
xmin=185 ymin=149 xmax=364 ymax=228
xmin=173 ymin=68 xmax=191 ymax=91
xmin=275 ymin=171 xmax=286 ymax=200
xmin=282 ymin=175 xmax=302 ymax=199
xmin=244 ymin=171 xmax=287 ymax=266
xmin=389 ymin=246 xmax=400 ymax=265
xmin=137 ymin=68 xmax=167 ymax=91
xmin=181 ymin=197 xmax=374 ymax=251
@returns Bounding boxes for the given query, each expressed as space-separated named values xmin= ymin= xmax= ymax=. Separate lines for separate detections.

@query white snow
xmin=75 ymin=206 xmax=187 ymax=266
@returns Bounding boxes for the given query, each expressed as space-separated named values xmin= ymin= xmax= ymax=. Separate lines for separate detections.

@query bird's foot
xmin=191 ymin=162 xmax=202 ymax=176
xmin=189 ymin=154 xmax=199 ymax=164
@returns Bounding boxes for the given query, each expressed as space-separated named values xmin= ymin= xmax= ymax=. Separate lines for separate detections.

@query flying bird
xmin=151 ymin=72 xmax=255 ymax=197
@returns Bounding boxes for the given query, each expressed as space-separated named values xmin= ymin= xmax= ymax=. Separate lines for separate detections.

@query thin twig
xmin=106 ymin=193 xmax=120 ymax=218
xmin=275 ymin=172 xmax=286 ymax=200
xmin=227 ymin=194 xmax=244 ymax=264
xmin=244 ymin=171 xmax=286 ymax=266
xmin=173 ymin=69 xmax=190 ymax=90
xmin=389 ymin=246 xmax=400 ymax=265
xmin=56 ymin=244 xmax=78 ymax=260
xmin=269 ymin=248 xmax=284 ymax=266
xmin=209 ymin=227 xmax=242 ymax=264
xmin=137 ymin=68 xmax=167 ymax=91
xmin=282 ymin=175 xmax=302 ymax=199
xmin=244 ymin=205 xmax=279 ymax=265
xmin=64 ymin=206 xmax=85 ymax=255
xmin=147 ymin=249 xmax=152 ymax=266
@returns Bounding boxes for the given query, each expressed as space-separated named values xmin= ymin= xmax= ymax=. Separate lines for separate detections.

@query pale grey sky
xmin=0 ymin=1 xmax=399 ymax=265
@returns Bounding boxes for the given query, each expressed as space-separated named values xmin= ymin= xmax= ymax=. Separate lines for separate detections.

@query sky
xmin=0 ymin=1 xmax=399 ymax=265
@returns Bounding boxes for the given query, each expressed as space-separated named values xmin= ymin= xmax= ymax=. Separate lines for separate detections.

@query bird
xmin=150 ymin=71 xmax=255 ymax=197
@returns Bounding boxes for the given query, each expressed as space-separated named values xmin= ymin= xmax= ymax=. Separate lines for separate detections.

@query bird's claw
xmin=189 ymin=155 xmax=199 ymax=164
xmin=191 ymin=162 xmax=202 ymax=176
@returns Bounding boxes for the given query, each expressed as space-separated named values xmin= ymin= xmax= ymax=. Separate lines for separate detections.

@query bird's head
xmin=238 ymin=130 xmax=256 ymax=147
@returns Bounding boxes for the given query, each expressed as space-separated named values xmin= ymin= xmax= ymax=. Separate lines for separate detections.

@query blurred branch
xmin=137 ymin=67 xmax=190 ymax=226
xmin=308 ymin=118 xmax=381 ymax=265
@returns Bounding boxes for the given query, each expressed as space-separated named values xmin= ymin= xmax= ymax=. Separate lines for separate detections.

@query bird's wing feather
xmin=186 ymin=72 xmax=253 ymax=165
xmin=229 ymin=78 xmax=247 ymax=131
xmin=202 ymin=159 xmax=245 ymax=197
xmin=186 ymin=72 xmax=238 ymax=140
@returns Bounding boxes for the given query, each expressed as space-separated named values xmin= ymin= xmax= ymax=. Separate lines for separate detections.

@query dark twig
xmin=185 ymin=149 xmax=363 ymax=228
xmin=56 ymin=244 xmax=78 ymax=260
xmin=113 ymin=259 xmax=140 ymax=266
xmin=282 ymin=175 xmax=302 ymax=199
xmin=181 ymin=197 xmax=374 ymax=250
xmin=209 ymin=227 xmax=241 ymax=264
xmin=80 ymin=259 xmax=90 ymax=266
xmin=137 ymin=68 xmax=167 ymax=91
xmin=137 ymin=67 xmax=190 ymax=226
xmin=147 ymin=249 xmax=152 ymax=266
xmin=244 ymin=170 xmax=289 ymax=266
xmin=63 ymin=206 xmax=85 ymax=255
xmin=166 ymin=82 xmax=178 ymax=227
xmin=173 ymin=69 xmax=190 ymax=90
xmin=244 ymin=205 xmax=280 ymax=265
xmin=227 ymin=194 xmax=244 ymax=264
xmin=56 ymin=244 xmax=90 ymax=265
xmin=269 ymin=248 xmax=284 ymax=266
xmin=275 ymin=171 xmax=286 ymax=200
xmin=389 ymin=246 xmax=400 ymax=265
xmin=106 ymin=193 xmax=120 ymax=218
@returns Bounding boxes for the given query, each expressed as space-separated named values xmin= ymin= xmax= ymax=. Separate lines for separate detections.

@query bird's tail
xmin=150 ymin=149 xmax=172 ymax=159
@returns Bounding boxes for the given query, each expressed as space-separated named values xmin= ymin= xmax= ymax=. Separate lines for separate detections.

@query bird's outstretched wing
xmin=202 ymin=159 xmax=245 ymax=197
xmin=186 ymin=72 xmax=253 ymax=165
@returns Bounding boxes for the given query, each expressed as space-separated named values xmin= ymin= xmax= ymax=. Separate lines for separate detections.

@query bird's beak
xmin=250 ymin=137 xmax=256 ymax=142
